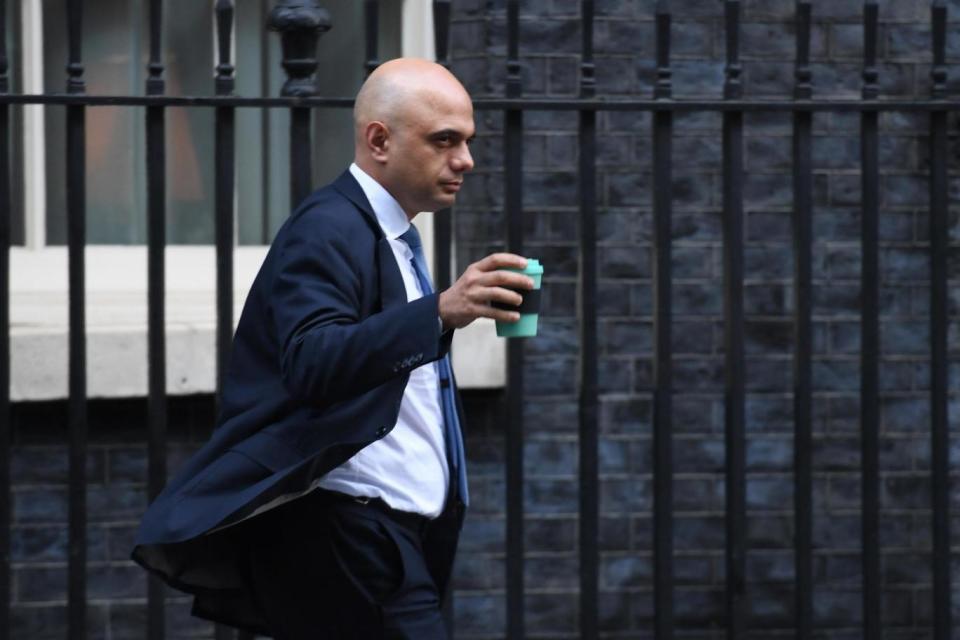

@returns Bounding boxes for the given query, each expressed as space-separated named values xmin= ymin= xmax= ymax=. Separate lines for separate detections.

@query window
xmin=35 ymin=0 xmax=402 ymax=246
xmin=10 ymin=0 xmax=505 ymax=400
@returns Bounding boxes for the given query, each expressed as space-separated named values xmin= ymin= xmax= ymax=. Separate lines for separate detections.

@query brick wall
xmin=8 ymin=1 xmax=960 ymax=639
xmin=10 ymin=398 xmax=216 ymax=638
xmin=445 ymin=1 xmax=960 ymax=639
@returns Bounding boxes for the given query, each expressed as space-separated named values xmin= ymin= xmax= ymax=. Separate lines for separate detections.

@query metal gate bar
xmin=860 ymin=3 xmax=882 ymax=636
xmin=791 ymin=3 xmax=814 ymax=638
xmin=0 ymin=0 xmax=10 ymax=633
xmin=721 ymin=3 xmax=747 ymax=636
xmin=577 ymin=2 xmax=599 ymax=637
xmin=65 ymin=1 xmax=89 ymax=637
xmin=145 ymin=0 xmax=168 ymax=637
xmin=929 ymin=3 xmax=952 ymax=639
xmin=432 ymin=0 xmax=453 ymax=292
xmin=214 ymin=3 xmax=241 ymax=639
xmin=504 ymin=3 xmax=525 ymax=638
xmin=651 ymin=2 xmax=675 ymax=638
xmin=214 ymin=1 xmax=237 ymax=428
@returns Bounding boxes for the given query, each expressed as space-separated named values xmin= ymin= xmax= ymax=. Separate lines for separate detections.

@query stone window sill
xmin=10 ymin=246 xmax=504 ymax=401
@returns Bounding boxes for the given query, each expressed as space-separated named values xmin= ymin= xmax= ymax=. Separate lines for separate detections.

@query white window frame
xmin=10 ymin=0 xmax=504 ymax=402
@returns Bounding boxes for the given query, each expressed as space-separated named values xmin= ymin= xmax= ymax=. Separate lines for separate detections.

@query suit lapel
xmin=333 ymin=170 xmax=408 ymax=311
xmin=332 ymin=170 xmax=381 ymax=236
xmin=377 ymin=238 xmax=407 ymax=309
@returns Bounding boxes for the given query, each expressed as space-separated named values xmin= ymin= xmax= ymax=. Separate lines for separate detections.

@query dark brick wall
xmin=445 ymin=1 xmax=960 ymax=639
xmin=9 ymin=398 xmax=218 ymax=639
xmin=8 ymin=1 xmax=960 ymax=639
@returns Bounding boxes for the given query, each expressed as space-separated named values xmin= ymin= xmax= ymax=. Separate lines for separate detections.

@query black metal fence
xmin=0 ymin=0 xmax=956 ymax=638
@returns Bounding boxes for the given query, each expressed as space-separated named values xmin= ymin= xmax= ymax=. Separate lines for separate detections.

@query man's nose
xmin=452 ymin=143 xmax=474 ymax=172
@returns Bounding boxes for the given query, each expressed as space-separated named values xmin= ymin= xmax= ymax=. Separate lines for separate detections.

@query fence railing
xmin=0 ymin=0 xmax=955 ymax=638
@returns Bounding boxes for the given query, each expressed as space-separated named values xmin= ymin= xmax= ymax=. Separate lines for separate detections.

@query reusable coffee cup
xmin=494 ymin=258 xmax=544 ymax=338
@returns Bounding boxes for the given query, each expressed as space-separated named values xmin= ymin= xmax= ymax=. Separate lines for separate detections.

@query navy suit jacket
xmin=132 ymin=171 xmax=466 ymax=632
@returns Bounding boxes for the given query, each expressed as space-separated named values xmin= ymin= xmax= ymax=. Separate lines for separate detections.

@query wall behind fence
xmin=6 ymin=1 xmax=960 ymax=639
xmin=447 ymin=1 xmax=960 ymax=639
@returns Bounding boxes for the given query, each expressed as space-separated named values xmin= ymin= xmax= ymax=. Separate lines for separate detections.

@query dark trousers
xmin=243 ymin=489 xmax=452 ymax=640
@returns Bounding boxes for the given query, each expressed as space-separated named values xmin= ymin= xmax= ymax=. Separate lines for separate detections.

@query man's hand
xmin=439 ymin=253 xmax=533 ymax=331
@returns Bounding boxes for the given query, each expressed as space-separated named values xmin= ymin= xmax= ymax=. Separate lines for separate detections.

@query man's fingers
xmin=446 ymin=252 xmax=535 ymax=326
xmin=473 ymin=269 xmax=534 ymax=290
xmin=469 ymin=286 xmax=524 ymax=307
xmin=473 ymin=252 xmax=529 ymax=273
xmin=473 ymin=303 xmax=521 ymax=323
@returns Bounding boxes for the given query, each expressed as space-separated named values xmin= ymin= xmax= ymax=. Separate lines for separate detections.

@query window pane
xmin=236 ymin=0 xmax=289 ymax=245
xmin=235 ymin=0 xmax=268 ymax=245
xmin=312 ymin=0 xmax=402 ymax=190
xmin=164 ymin=0 xmax=214 ymax=244
xmin=43 ymin=0 xmax=214 ymax=245
xmin=235 ymin=0 xmax=402 ymax=245
xmin=44 ymin=0 xmax=144 ymax=244
xmin=40 ymin=0 xmax=401 ymax=246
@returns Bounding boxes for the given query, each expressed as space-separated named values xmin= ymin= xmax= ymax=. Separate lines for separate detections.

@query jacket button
xmin=376 ymin=426 xmax=388 ymax=438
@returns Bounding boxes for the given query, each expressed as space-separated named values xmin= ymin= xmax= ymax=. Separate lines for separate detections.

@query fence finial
xmin=506 ymin=0 xmax=521 ymax=98
xmin=723 ymin=0 xmax=742 ymax=100
xmin=364 ymin=0 xmax=379 ymax=76
xmin=66 ymin=0 xmax=86 ymax=94
xmin=146 ymin=0 xmax=164 ymax=95
xmin=931 ymin=0 xmax=947 ymax=99
xmin=581 ymin=1 xmax=595 ymax=98
xmin=433 ymin=1 xmax=452 ymax=68
xmin=215 ymin=0 xmax=235 ymax=95
xmin=794 ymin=0 xmax=812 ymax=99
xmin=268 ymin=0 xmax=332 ymax=97
xmin=654 ymin=0 xmax=672 ymax=99
xmin=0 ymin=0 xmax=7 ymax=93
xmin=862 ymin=0 xmax=879 ymax=99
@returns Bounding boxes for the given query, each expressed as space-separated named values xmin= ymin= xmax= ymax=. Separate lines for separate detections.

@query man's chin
xmin=429 ymin=194 xmax=458 ymax=211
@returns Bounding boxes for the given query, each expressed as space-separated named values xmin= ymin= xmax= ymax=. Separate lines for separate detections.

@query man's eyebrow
xmin=429 ymin=128 xmax=467 ymax=138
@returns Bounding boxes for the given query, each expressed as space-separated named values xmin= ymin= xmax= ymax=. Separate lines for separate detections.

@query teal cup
xmin=495 ymin=259 xmax=544 ymax=338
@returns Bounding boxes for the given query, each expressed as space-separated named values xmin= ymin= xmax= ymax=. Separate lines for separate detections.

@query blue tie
xmin=399 ymin=225 xmax=469 ymax=506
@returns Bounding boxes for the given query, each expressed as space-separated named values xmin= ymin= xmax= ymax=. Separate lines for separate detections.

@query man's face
xmin=383 ymin=87 xmax=476 ymax=216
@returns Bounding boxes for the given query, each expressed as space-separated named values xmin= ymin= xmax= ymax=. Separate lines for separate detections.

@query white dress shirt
xmin=317 ymin=164 xmax=449 ymax=517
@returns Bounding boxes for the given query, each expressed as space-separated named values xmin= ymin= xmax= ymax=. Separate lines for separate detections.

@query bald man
xmin=132 ymin=59 xmax=532 ymax=639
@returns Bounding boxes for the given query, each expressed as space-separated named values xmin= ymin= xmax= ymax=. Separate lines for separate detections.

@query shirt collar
xmin=349 ymin=163 xmax=411 ymax=241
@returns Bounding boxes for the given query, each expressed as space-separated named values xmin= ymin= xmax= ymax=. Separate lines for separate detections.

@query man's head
xmin=353 ymin=58 xmax=475 ymax=219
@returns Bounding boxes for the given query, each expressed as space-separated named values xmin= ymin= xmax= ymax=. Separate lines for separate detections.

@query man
xmin=132 ymin=59 xmax=532 ymax=639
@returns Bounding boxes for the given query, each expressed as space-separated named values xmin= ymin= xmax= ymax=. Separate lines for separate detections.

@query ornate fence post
xmin=268 ymin=0 xmax=331 ymax=206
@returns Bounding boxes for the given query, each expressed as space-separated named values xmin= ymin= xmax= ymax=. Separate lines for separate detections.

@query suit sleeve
xmin=269 ymin=223 xmax=451 ymax=407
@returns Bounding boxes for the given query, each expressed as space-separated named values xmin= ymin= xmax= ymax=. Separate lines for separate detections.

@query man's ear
xmin=366 ymin=121 xmax=390 ymax=163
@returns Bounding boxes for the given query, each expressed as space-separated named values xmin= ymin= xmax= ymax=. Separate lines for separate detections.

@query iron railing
xmin=0 ymin=0 xmax=956 ymax=638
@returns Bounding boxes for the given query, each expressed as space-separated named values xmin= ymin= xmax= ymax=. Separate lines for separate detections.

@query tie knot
xmin=399 ymin=225 xmax=422 ymax=252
